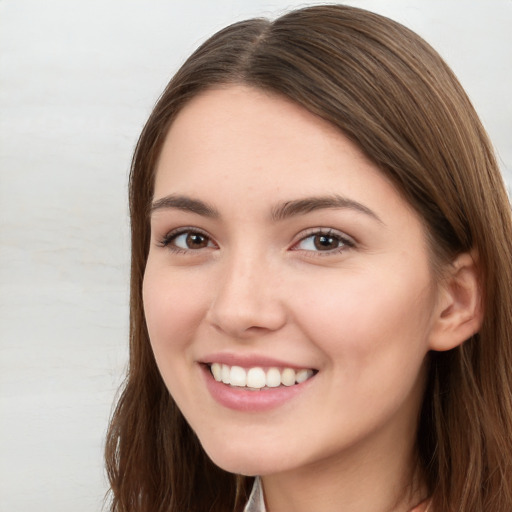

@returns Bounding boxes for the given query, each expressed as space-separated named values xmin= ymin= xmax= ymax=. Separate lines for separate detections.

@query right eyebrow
xmin=149 ymin=194 xmax=220 ymax=218
xmin=270 ymin=194 xmax=383 ymax=224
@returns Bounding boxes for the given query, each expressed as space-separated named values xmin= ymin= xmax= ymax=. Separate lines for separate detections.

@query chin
xmin=200 ymin=436 xmax=291 ymax=476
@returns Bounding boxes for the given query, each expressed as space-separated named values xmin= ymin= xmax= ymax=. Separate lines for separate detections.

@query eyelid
xmin=156 ymin=226 xmax=355 ymax=255
xmin=158 ymin=226 xmax=217 ymax=251
xmin=290 ymin=227 xmax=356 ymax=253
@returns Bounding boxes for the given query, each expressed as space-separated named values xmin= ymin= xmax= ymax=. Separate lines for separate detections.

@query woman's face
xmin=143 ymin=85 xmax=442 ymax=477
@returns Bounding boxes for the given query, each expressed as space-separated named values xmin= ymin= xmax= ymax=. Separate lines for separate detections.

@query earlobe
xmin=429 ymin=251 xmax=483 ymax=352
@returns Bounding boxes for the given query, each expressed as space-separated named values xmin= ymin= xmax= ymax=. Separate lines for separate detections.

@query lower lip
xmin=201 ymin=364 xmax=315 ymax=412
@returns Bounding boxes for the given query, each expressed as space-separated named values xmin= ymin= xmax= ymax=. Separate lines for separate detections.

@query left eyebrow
xmin=149 ymin=194 xmax=219 ymax=218
xmin=270 ymin=195 xmax=383 ymax=224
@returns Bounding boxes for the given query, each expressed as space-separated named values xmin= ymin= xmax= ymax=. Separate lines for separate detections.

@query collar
xmin=243 ymin=477 xmax=265 ymax=512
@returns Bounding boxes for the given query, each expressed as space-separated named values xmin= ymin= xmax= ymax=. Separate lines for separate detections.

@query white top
xmin=243 ymin=477 xmax=266 ymax=512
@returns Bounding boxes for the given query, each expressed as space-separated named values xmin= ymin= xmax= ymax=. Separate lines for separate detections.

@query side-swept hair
xmin=106 ymin=5 xmax=512 ymax=511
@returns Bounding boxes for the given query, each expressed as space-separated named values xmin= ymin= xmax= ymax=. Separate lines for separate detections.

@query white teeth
xmin=247 ymin=367 xmax=267 ymax=389
xmin=209 ymin=364 xmax=315 ymax=389
xmin=211 ymin=362 xmax=222 ymax=382
xmin=295 ymin=369 xmax=313 ymax=383
xmin=230 ymin=366 xmax=247 ymax=387
xmin=281 ymin=368 xmax=296 ymax=386
xmin=266 ymin=367 xmax=281 ymax=388
xmin=221 ymin=364 xmax=231 ymax=384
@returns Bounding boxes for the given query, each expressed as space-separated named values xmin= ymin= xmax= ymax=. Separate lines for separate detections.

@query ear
xmin=428 ymin=251 xmax=483 ymax=352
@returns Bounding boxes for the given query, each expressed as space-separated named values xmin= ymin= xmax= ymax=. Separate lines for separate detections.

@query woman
xmin=105 ymin=5 xmax=512 ymax=512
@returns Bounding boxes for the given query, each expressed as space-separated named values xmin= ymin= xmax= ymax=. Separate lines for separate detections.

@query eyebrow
xmin=150 ymin=194 xmax=220 ymax=218
xmin=270 ymin=195 xmax=383 ymax=223
xmin=149 ymin=193 xmax=382 ymax=224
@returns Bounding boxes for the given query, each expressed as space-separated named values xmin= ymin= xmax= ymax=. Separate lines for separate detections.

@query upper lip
xmin=199 ymin=352 xmax=316 ymax=370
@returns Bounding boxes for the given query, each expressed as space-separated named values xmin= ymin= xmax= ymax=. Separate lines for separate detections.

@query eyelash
xmin=291 ymin=228 xmax=355 ymax=255
xmin=158 ymin=227 xmax=355 ymax=255
xmin=158 ymin=227 xmax=216 ymax=254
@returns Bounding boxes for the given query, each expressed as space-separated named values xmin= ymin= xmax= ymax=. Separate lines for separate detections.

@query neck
xmin=261 ymin=416 xmax=427 ymax=512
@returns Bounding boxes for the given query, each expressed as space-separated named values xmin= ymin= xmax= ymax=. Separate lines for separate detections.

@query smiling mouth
xmin=207 ymin=363 xmax=317 ymax=390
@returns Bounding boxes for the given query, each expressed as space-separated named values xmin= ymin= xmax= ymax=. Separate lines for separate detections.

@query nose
xmin=206 ymin=251 xmax=287 ymax=339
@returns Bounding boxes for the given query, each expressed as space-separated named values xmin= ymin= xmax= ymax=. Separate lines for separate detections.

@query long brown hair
xmin=105 ymin=5 xmax=512 ymax=511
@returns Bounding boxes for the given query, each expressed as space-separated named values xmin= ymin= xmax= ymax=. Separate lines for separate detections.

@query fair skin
xmin=143 ymin=85 xmax=481 ymax=512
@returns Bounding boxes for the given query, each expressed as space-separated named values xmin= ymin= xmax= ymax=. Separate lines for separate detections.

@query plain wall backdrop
xmin=0 ymin=1 xmax=510 ymax=510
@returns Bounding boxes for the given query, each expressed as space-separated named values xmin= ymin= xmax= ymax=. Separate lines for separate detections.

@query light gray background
xmin=1 ymin=1 xmax=510 ymax=510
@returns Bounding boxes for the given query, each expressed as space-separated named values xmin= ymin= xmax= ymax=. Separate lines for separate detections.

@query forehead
xmin=153 ymin=85 xmax=412 ymax=223
xmin=157 ymin=85 xmax=354 ymax=177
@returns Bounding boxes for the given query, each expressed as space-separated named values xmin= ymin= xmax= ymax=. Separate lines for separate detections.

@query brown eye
xmin=313 ymin=234 xmax=340 ymax=251
xmin=163 ymin=230 xmax=215 ymax=251
xmin=294 ymin=230 xmax=354 ymax=253
xmin=185 ymin=233 xmax=209 ymax=249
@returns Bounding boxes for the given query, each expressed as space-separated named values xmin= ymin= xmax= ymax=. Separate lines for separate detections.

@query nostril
xmin=206 ymin=296 xmax=287 ymax=337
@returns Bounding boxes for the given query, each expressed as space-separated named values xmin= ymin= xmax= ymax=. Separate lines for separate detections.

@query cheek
xmin=142 ymin=263 xmax=214 ymax=410
xmin=142 ymin=264 xmax=210 ymax=353
xmin=289 ymin=268 xmax=433 ymax=435
xmin=289 ymin=266 xmax=435 ymax=367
